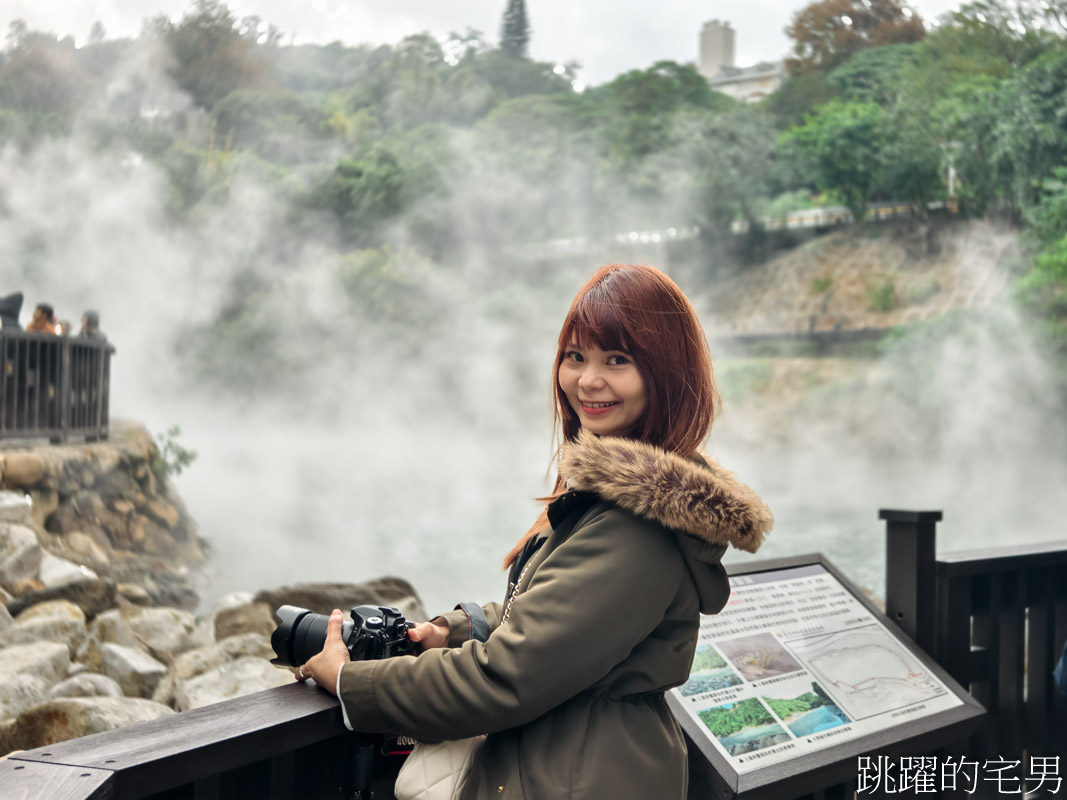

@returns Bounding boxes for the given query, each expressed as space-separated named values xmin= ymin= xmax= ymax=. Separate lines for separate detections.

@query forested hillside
xmin=2 ymin=0 xmax=1066 ymax=379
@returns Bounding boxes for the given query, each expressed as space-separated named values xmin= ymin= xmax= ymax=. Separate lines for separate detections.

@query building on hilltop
xmin=698 ymin=20 xmax=785 ymax=103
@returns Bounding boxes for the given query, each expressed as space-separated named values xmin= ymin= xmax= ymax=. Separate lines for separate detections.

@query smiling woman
xmin=299 ymin=263 xmax=773 ymax=800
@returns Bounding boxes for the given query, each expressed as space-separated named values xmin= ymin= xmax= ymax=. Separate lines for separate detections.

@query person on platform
xmin=79 ymin=310 xmax=106 ymax=341
xmin=26 ymin=303 xmax=56 ymax=334
xmin=298 ymin=264 xmax=773 ymax=799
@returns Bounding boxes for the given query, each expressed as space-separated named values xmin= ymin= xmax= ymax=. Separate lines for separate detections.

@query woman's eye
xmin=565 ymin=351 xmax=584 ymax=362
xmin=607 ymin=355 xmax=630 ymax=366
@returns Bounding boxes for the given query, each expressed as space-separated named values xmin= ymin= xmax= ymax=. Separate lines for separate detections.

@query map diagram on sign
xmin=786 ymin=625 xmax=945 ymax=719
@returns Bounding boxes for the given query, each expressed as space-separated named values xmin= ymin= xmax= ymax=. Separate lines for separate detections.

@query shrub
xmin=866 ymin=277 xmax=898 ymax=311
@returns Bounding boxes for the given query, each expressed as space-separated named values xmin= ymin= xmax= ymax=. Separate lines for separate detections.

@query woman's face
xmin=558 ymin=340 xmax=648 ymax=437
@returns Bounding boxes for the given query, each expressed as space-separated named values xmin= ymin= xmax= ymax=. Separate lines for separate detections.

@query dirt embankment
xmin=702 ymin=219 xmax=1017 ymax=336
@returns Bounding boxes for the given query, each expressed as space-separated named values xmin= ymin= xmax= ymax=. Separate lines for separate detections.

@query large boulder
xmin=124 ymin=606 xmax=196 ymax=658
xmin=99 ymin=643 xmax=167 ymax=699
xmin=49 ymin=673 xmax=124 ymax=700
xmin=6 ymin=577 xmax=116 ymax=620
xmin=215 ymin=602 xmax=276 ymax=642
xmin=2 ymin=697 xmax=174 ymax=752
xmin=38 ymin=551 xmax=97 ymax=588
xmin=3 ymin=453 xmax=45 ymax=487
xmin=254 ymin=577 xmax=428 ymax=624
xmin=0 ymin=523 xmax=42 ymax=587
xmin=173 ymin=633 xmax=276 ymax=682
xmin=191 ymin=591 xmax=254 ymax=648
xmin=0 ymin=600 xmax=88 ymax=653
xmin=0 ymin=643 xmax=70 ymax=720
xmin=175 ymin=656 xmax=291 ymax=711
xmin=0 ymin=491 xmax=32 ymax=523
xmin=75 ymin=608 xmax=141 ymax=672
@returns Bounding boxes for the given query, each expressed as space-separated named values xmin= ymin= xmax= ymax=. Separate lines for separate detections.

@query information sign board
xmin=667 ymin=555 xmax=984 ymax=799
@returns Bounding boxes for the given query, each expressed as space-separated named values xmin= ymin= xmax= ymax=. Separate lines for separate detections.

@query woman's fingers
xmin=326 ymin=609 xmax=344 ymax=645
xmin=407 ymin=621 xmax=449 ymax=649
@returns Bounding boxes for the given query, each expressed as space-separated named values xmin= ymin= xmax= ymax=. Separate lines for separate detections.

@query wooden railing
xmin=0 ymin=330 xmax=113 ymax=443
xmin=883 ymin=509 xmax=1067 ymax=765
xmin=3 ymin=510 xmax=1064 ymax=798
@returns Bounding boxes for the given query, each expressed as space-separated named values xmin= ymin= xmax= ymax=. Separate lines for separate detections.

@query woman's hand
xmin=407 ymin=620 xmax=449 ymax=650
xmin=295 ymin=609 xmax=350 ymax=694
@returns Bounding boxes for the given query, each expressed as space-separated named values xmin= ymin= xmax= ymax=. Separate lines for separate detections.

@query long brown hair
xmin=504 ymin=264 xmax=721 ymax=567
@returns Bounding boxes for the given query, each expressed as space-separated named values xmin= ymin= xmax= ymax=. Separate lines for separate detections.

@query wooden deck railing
xmin=0 ymin=330 xmax=114 ymax=443
xmin=883 ymin=509 xmax=1067 ymax=765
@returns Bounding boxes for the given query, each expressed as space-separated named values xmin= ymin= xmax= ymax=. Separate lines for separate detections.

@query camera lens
xmin=271 ymin=604 xmax=331 ymax=667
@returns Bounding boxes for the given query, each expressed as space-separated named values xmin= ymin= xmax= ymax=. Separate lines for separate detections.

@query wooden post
xmin=881 ymin=508 xmax=941 ymax=656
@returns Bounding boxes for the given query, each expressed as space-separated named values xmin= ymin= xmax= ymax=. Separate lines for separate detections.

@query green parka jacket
xmin=338 ymin=431 xmax=772 ymax=799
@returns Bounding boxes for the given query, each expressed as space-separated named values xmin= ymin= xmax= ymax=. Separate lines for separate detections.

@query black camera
xmin=270 ymin=604 xmax=419 ymax=668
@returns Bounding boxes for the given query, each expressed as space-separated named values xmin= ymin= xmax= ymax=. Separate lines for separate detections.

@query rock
xmin=15 ymin=599 xmax=86 ymax=625
xmin=4 ymin=697 xmax=174 ymax=751
xmin=116 ymin=583 xmax=152 ymax=606
xmin=0 ymin=491 xmax=32 ymax=523
xmin=27 ymin=490 xmax=58 ymax=529
xmin=125 ymin=607 xmax=196 ymax=658
xmin=111 ymin=499 xmax=135 ymax=515
xmin=173 ymin=632 xmax=276 ymax=681
xmin=38 ymin=551 xmax=97 ymax=588
xmin=193 ymin=592 xmax=255 ymax=647
xmin=0 ymin=603 xmax=12 ymax=631
xmin=5 ymin=577 xmax=116 ymax=621
xmin=254 ymin=577 xmax=428 ymax=624
xmin=145 ymin=499 xmax=179 ymax=530
xmin=66 ymin=662 xmax=89 ymax=677
xmin=0 ymin=600 xmax=88 ymax=652
xmin=3 ymin=453 xmax=45 ymax=487
xmin=0 ymin=523 xmax=42 ymax=587
xmin=49 ymin=673 xmax=124 ymax=700
xmin=215 ymin=602 xmax=276 ymax=643
xmin=0 ymin=615 xmax=87 ymax=652
xmin=0 ymin=643 xmax=70 ymax=719
xmin=175 ymin=656 xmax=291 ymax=711
xmin=100 ymin=643 xmax=168 ymax=699
xmin=75 ymin=609 xmax=141 ymax=672
xmin=64 ymin=532 xmax=110 ymax=570
xmin=6 ymin=577 xmax=44 ymax=596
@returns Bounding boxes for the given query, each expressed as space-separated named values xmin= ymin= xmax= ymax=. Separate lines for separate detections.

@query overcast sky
xmin=6 ymin=0 xmax=963 ymax=85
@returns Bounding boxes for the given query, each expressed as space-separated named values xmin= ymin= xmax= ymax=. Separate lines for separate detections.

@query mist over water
xmin=3 ymin=42 xmax=1065 ymax=617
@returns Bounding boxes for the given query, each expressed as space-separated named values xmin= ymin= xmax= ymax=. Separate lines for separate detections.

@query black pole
xmin=881 ymin=508 xmax=941 ymax=656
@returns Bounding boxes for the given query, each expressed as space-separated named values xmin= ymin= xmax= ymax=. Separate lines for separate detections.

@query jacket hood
xmin=558 ymin=430 xmax=773 ymax=556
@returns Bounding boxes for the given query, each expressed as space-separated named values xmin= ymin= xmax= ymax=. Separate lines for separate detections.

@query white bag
xmin=394 ymin=735 xmax=487 ymax=800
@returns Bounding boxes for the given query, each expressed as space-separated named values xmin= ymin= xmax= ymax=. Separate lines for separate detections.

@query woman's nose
xmin=578 ymin=366 xmax=605 ymax=389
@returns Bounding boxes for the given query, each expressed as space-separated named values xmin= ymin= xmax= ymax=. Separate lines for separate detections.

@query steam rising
xmin=2 ymin=35 xmax=1064 ymax=615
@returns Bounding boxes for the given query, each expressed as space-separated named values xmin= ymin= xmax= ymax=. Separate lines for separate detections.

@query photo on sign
xmin=760 ymin=681 xmax=850 ymax=737
xmin=787 ymin=625 xmax=946 ymax=719
xmin=679 ymin=644 xmax=743 ymax=696
xmin=715 ymin=632 xmax=804 ymax=683
xmin=697 ymin=697 xmax=791 ymax=756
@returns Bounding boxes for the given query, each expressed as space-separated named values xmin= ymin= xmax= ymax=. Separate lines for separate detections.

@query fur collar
xmin=558 ymin=431 xmax=772 ymax=554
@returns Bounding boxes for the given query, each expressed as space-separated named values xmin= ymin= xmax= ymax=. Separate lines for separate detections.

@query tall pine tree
xmin=500 ymin=0 xmax=530 ymax=58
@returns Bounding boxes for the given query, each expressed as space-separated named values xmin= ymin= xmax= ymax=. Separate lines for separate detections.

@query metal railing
xmin=0 ymin=330 xmax=114 ymax=443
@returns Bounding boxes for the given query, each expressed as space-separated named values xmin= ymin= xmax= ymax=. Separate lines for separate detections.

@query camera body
xmin=270 ymin=604 xmax=418 ymax=668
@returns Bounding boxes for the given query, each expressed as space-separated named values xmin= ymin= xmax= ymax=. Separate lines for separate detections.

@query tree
xmin=786 ymin=0 xmax=925 ymax=76
xmin=500 ymin=0 xmax=530 ymax=58
xmin=87 ymin=20 xmax=106 ymax=44
xmin=826 ymin=42 xmax=919 ymax=104
xmin=780 ymin=99 xmax=885 ymax=220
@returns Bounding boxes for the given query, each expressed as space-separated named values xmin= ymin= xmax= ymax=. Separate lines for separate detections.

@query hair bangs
xmin=563 ymin=287 xmax=633 ymax=355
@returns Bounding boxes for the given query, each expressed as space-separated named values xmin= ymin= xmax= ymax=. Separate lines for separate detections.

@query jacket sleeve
xmin=337 ymin=509 xmax=685 ymax=739
xmin=434 ymin=602 xmax=502 ymax=648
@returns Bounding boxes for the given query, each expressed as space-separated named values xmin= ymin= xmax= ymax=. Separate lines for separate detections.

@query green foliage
xmin=698 ymin=698 xmax=776 ymax=737
xmin=499 ymin=0 xmax=530 ymax=59
xmin=811 ymin=277 xmax=832 ymax=293
xmin=827 ymin=43 xmax=920 ymax=105
xmin=781 ymin=99 xmax=885 ymax=220
xmin=151 ymin=426 xmax=198 ymax=478
xmin=763 ymin=691 xmax=828 ymax=719
xmin=866 ymin=276 xmax=899 ymax=311
xmin=152 ymin=0 xmax=267 ymax=110
xmin=691 ymin=646 xmax=728 ymax=672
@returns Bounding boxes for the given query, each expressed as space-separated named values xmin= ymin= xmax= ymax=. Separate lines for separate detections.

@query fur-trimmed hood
xmin=558 ymin=430 xmax=773 ymax=555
